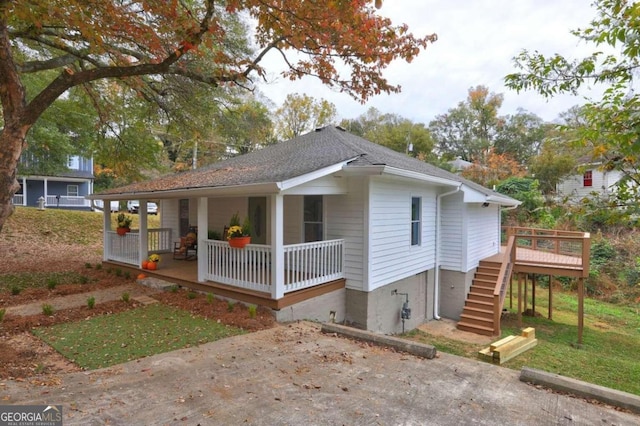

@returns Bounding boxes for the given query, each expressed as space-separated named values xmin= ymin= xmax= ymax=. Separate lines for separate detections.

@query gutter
xmin=434 ymin=184 xmax=462 ymax=320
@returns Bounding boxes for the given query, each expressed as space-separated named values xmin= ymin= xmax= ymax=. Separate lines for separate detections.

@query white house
xmin=92 ymin=126 xmax=520 ymax=334
xmin=556 ymin=163 xmax=625 ymax=202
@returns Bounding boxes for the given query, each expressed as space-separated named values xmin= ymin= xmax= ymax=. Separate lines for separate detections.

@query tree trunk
xmin=0 ymin=127 xmax=26 ymax=233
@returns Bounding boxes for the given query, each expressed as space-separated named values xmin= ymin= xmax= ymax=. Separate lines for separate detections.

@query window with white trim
xmin=304 ymin=195 xmax=323 ymax=242
xmin=67 ymin=185 xmax=79 ymax=197
xmin=68 ymin=155 xmax=80 ymax=170
xmin=411 ymin=197 xmax=421 ymax=246
xmin=583 ymin=170 xmax=593 ymax=187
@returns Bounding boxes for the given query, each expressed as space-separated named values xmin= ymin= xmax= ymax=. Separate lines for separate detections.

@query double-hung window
xmin=583 ymin=170 xmax=593 ymax=187
xmin=67 ymin=185 xmax=79 ymax=197
xmin=304 ymin=195 xmax=323 ymax=242
xmin=411 ymin=197 xmax=421 ymax=246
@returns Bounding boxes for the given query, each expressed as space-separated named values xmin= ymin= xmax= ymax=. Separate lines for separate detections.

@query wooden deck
xmin=104 ymin=257 xmax=346 ymax=311
xmin=485 ymin=245 xmax=586 ymax=277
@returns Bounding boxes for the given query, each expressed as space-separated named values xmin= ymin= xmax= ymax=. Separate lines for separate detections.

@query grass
xmin=0 ymin=271 xmax=90 ymax=293
xmin=405 ymin=284 xmax=640 ymax=396
xmin=32 ymin=304 xmax=246 ymax=370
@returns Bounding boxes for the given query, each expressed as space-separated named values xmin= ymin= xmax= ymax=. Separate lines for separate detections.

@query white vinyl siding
xmin=282 ymin=174 xmax=348 ymax=195
xmin=439 ymin=192 xmax=464 ymax=271
xmin=557 ymin=169 xmax=624 ymax=201
xmin=326 ymin=177 xmax=366 ymax=291
xmin=465 ymin=204 xmax=500 ymax=271
xmin=368 ymin=176 xmax=436 ymax=291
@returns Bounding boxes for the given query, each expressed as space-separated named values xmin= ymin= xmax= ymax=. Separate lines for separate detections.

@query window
xmin=411 ymin=197 xmax=421 ymax=246
xmin=583 ymin=170 xmax=593 ymax=187
xmin=67 ymin=155 xmax=80 ymax=170
xmin=304 ymin=195 xmax=323 ymax=242
xmin=67 ymin=185 xmax=79 ymax=197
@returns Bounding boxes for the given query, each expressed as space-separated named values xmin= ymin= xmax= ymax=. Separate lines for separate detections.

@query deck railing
xmin=46 ymin=195 xmax=91 ymax=207
xmin=493 ymin=235 xmax=516 ymax=336
xmin=148 ymin=228 xmax=172 ymax=254
xmin=203 ymin=240 xmax=272 ymax=293
xmin=202 ymin=239 xmax=345 ymax=296
xmin=284 ymin=239 xmax=344 ymax=292
xmin=105 ymin=230 xmax=140 ymax=266
xmin=503 ymin=226 xmax=591 ymax=277
xmin=12 ymin=194 xmax=24 ymax=206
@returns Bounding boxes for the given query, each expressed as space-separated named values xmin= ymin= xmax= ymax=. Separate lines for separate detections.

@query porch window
xmin=583 ymin=170 xmax=593 ymax=187
xmin=304 ymin=195 xmax=323 ymax=242
xmin=411 ymin=197 xmax=421 ymax=246
xmin=67 ymin=185 xmax=79 ymax=197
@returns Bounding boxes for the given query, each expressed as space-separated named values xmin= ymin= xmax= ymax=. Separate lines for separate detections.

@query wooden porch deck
xmin=104 ymin=257 xmax=346 ymax=311
xmin=485 ymin=245 xmax=586 ymax=277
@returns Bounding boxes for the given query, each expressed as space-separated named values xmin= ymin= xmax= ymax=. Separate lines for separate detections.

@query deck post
xmin=548 ymin=275 xmax=553 ymax=319
xmin=102 ymin=203 xmax=111 ymax=261
xmin=197 ymin=197 xmax=208 ymax=282
xmin=270 ymin=194 xmax=284 ymax=299
xmin=139 ymin=202 xmax=148 ymax=268
xmin=532 ymin=274 xmax=536 ymax=315
xmin=578 ymin=277 xmax=584 ymax=346
xmin=524 ymin=273 xmax=528 ymax=313
xmin=517 ymin=273 xmax=522 ymax=327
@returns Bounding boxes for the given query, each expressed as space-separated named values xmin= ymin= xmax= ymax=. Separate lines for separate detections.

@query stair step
xmin=457 ymin=322 xmax=495 ymax=336
xmin=470 ymin=285 xmax=494 ymax=295
xmin=467 ymin=291 xmax=493 ymax=302
xmin=475 ymin=272 xmax=499 ymax=281
xmin=477 ymin=266 xmax=501 ymax=275
xmin=461 ymin=306 xmax=494 ymax=320
xmin=479 ymin=260 xmax=502 ymax=268
xmin=465 ymin=299 xmax=494 ymax=310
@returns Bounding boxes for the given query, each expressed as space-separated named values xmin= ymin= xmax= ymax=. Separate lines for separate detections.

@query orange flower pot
xmin=228 ymin=236 xmax=251 ymax=248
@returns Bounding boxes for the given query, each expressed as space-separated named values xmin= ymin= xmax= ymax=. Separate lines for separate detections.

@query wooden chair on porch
xmin=173 ymin=227 xmax=197 ymax=260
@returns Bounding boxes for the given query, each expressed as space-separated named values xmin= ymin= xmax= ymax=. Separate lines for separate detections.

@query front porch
xmin=104 ymin=226 xmax=346 ymax=308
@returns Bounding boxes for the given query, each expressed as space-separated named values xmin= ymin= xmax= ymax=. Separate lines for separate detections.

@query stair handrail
xmin=493 ymin=235 xmax=516 ymax=336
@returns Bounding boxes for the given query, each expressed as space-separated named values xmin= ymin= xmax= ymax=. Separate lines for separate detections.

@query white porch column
xmin=22 ymin=177 xmax=27 ymax=206
xmin=43 ymin=178 xmax=48 ymax=206
xmin=103 ymin=202 xmax=111 ymax=261
xmin=270 ymin=194 xmax=284 ymax=299
xmin=197 ymin=197 xmax=208 ymax=282
xmin=139 ymin=202 xmax=148 ymax=267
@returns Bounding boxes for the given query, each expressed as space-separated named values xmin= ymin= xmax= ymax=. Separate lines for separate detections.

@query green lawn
xmin=33 ymin=304 xmax=245 ymax=370
xmin=406 ymin=285 xmax=640 ymax=396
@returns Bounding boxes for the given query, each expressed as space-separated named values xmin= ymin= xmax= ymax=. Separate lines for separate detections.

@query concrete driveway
xmin=1 ymin=322 xmax=638 ymax=425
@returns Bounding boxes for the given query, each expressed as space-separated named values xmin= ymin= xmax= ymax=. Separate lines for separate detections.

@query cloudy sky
xmin=257 ymin=0 xmax=608 ymax=125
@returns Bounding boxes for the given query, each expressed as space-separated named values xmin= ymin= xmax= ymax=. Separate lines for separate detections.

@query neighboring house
xmin=92 ymin=126 xmax=519 ymax=334
xmin=447 ymin=156 xmax=473 ymax=173
xmin=556 ymin=164 xmax=625 ymax=202
xmin=13 ymin=154 xmax=94 ymax=210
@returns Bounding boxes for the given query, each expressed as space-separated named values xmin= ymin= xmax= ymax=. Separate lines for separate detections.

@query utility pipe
xmin=434 ymin=184 xmax=462 ymax=320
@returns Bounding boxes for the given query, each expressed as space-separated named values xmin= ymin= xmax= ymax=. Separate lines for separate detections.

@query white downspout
xmin=434 ymin=184 xmax=462 ymax=320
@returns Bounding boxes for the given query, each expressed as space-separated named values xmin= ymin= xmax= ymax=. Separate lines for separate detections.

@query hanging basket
xmin=228 ymin=236 xmax=251 ymax=248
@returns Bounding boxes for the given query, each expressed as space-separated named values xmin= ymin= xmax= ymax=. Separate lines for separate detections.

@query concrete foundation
xmin=439 ymin=269 xmax=474 ymax=320
xmin=345 ymin=271 xmax=432 ymax=335
xmin=273 ymin=288 xmax=346 ymax=323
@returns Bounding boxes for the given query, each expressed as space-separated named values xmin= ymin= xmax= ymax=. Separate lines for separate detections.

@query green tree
xmin=494 ymin=109 xmax=550 ymax=165
xmin=0 ymin=0 xmax=436 ymax=232
xmin=429 ymin=85 xmax=503 ymax=161
xmin=505 ymin=0 xmax=640 ymax=204
xmin=215 ymin=97 xmax=274 ymax=157
xmin=275 ymin=94 xmax=337 ymax=140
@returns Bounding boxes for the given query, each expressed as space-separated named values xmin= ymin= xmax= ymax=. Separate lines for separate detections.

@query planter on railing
xmin=228 ymin=236 xmax=251 ymax=248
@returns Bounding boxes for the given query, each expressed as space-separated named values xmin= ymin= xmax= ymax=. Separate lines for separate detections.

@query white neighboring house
xmin=556 ymin=163 xmax=625 ymax=202
xmin=92 ymin=126 xmax=520 ymax=334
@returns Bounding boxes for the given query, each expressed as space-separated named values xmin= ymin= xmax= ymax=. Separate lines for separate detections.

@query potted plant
xmin=227 ymin=212 xmax=251 ymax=248
xmin=116 ymin=213 xmax=133 ymax=236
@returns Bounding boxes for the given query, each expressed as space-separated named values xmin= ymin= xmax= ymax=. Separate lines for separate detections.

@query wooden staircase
xmin=457 ymin=260 xmax=502 ymax=336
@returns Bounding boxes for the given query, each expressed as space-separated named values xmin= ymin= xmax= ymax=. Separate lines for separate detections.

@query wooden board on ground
xmin=479 ymin=327 xmax=537 ymax=365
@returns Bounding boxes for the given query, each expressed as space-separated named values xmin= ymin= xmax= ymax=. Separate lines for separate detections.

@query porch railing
xmin=203 ymin=240 xmax=272 ymax=293
xmin=105 ymin=231 xmax=140 ymax=266
xmin=284 ymin=239 xmax=344 ymax=292
xmin=203 ymin=239 xmax=345 ymax=296
xmin=46 ymin=195 xmax=91 ymax=207
xmin=493 ymin=235 xmax=516 ymax=336
xmin=12 ymin=194 xmax=24 ymax=206
xmin=149 ymin=228 xmax=172 ymax=254
xmin=503 ymin=226 xmax=591 ymax=276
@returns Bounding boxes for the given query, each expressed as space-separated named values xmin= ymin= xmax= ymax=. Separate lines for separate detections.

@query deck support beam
xmin=578 ymin=277 xmax=584 ymax=345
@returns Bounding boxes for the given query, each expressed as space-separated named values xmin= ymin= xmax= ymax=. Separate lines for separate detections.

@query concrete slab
xmin=1 ymin=322 xmax=638 ymax=425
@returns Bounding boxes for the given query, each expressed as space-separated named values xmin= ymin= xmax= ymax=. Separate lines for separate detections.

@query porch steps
xmin=457 ymin=260 xmax=502 ymax=336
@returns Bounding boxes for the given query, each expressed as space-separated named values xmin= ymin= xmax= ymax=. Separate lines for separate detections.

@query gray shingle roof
xmin=97 ymin=126 xmax=513 ymax=201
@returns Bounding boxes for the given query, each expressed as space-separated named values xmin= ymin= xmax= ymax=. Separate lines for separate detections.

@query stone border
xmin=520 ymin=367 xmax=640 ymax=414
xmin=321 ymin=323 xmax=437 ymax=359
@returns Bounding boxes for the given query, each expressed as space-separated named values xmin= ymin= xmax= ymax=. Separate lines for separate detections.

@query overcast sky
xmin=257 ymin=0 xmax=607 ymax=125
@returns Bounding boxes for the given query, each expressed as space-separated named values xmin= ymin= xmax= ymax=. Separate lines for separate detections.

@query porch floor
xmin=486 ymin=246 xmax=585 ymax=277
xmin=104 ymin=257 xmax=345 ymax=311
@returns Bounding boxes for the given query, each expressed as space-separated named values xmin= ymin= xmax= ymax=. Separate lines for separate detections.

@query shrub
xmin=46 ymin=278 xmax=58 ymax=290
xmin=121 ymin=292 xmax=130 ymax=303
xmin=124 ymin=271 xmax=131 ymax=279
xmin=169 ymin=285 xmax=179 ymax=293
xmin=115 ymin=268 xmax=122 ymax=277
xmin=248 ymin=305 xmax=257 ymax=319
xmin=206 ymin=293 xmax=215 ymax=304
xmin=187 ymin=291 xmax=197 ymax=300
xmin=95 ymin=263 xmax=102 ymax=270
xmin=0 ymin=308 xmax=5 ymax=322
xmin=42 ymin=304 xmax=55 ymax=316
xmin=85 ymin=262 xmax=93 ymax=269
xmin=87 ymin=296 xmax=96 ymax=309
xmin=9 ymin=284 xmax=21 ymax=295
xmin=227 ymin=301 xmax=235 ymax=312
xmin=79 ymin=275 xmax=90 ymax=285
